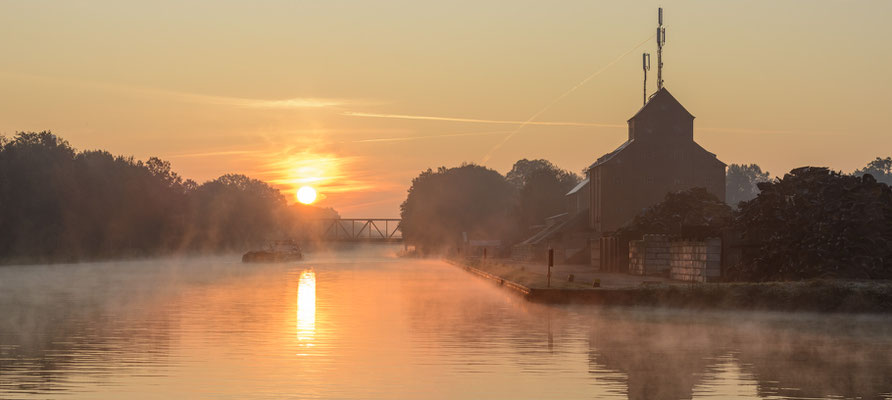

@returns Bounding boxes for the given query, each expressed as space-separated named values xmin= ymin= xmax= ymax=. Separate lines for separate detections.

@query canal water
xmin=1 ymin=245 xmax=891 ymax=399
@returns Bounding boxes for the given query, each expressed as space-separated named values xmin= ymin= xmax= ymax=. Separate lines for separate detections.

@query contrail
xmin=352 ymin=130 xmax=512 ymax=143
xmin=480 ymin=33 xmax=656 ymax=163
xmin=342 ymin=111 xmax=618 ymax=128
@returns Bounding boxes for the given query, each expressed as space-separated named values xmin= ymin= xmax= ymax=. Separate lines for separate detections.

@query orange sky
xmin=1 ymin=1 xmax=890 ymax=217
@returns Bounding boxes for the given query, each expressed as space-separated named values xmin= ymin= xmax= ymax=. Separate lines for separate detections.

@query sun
xmin=296 ymin=186 xmax=318 ymax=205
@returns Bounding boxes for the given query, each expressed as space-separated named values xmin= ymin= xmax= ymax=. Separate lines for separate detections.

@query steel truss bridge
xmin=316 ymin=218 xmax=402 ymax=242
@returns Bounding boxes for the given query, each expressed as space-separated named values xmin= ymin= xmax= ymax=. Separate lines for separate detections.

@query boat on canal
xmin=242 ymin=240 xmax=303 ymax=263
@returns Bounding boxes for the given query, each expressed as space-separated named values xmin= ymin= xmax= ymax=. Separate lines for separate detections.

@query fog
xmin=1 ymin=247 xmax=890 ymax=399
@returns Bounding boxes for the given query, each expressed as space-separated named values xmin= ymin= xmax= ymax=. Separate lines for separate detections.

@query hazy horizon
xmin=2 ymin=0 xmax=889 ymax=217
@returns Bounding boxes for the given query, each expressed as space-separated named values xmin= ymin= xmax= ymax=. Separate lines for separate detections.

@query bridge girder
xmin=316 ymin=218 xmax=402 ymax=242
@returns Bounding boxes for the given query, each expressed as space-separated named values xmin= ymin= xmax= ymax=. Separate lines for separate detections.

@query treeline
xmin=622 ymin=167 xmax=892 ymax=280
xmin=0 ymin=132 xmax=337 ymax=263
xmin=725 ymin=157 xmax=892 ymax=206
xmin=400 ymin=160 xmax=580 ymax=253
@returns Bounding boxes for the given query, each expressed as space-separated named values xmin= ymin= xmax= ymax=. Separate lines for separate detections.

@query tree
xmin=726 ymin=163 xmax=771 ymax=207
xmin=506 ymin=159 xmax=581 ymax=232
xmin=186 ymin=174 xmax=290 ymax=251
xmin=617 ymin=188 xmax=733 ymax=241
xmin=732 ymin=167 xmax=892 ymax=281
xmin=400 ymin=164 xmax=517 ymax=253
xmin=0 ymin=132 xmax=340 ymax=262
xmin=854 ymin=157 xmax=892 ymax=185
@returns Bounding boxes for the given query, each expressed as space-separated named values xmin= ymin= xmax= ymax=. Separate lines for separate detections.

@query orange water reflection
xmin=296 ymin=269 xmax=316 ymax=345
xmin=2 ymin=253 xmax=892 ymax=399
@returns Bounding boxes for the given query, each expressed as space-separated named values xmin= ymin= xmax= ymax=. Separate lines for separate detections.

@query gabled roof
xmin=693 ymin=142 xmax=727 ymax=167
xmin=565 ymin=178 xmax=589 ymax=196
xmin=628 ymin=88 xmax=694 ymax=122
xmin=586 ymin=140 xmax=632 ymax=171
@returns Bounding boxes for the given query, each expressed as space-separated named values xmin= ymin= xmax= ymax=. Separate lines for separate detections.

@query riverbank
xmin=447 ymin=257 xmax=892 ymax=313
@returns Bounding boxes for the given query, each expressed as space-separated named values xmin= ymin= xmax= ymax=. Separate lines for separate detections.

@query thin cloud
xmin=189 ymin=95 xmax=347 ymax=109
xmin=342 ymin=111 xmax=620 ymax=128
xmin=351 ymin=130 xmax=511 ymax=143
xmin=699 ymin=126 xmax=839 ymax=136
xmin=0 ymin=71 xmax=350 ymax=110
xmin=165 ymin=149 xmax=261 ymax=158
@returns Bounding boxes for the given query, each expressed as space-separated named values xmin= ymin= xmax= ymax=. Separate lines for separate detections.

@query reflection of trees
xmin=585 ymin=311 xmax=892 ymax=400
xmin=400 ymin=264 xmax=892 ymax=400
xmin=0 ymin=265 xmax=179 ymax=393
xmin=400 ymin=262 xmax=573 ymax=370
xmin=737 ymin=326 xmax=892 ymax=399
xmin=0 ymin=259 xmax=286 ymax=394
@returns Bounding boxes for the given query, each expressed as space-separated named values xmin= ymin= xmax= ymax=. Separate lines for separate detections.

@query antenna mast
xmin=642 ymin=53 xmax=650 ymax=105
xmin=656 ymin=7 xmax=666 ymax=90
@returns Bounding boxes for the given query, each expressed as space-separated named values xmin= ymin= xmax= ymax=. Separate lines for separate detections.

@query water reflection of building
xmin=296 ymin=270 xmax=316 ymax=343
xmin=587 ymin=317 xmax=727 ymax=400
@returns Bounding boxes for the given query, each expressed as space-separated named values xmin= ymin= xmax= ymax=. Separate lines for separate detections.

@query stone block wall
xmin=669 ymin=238 xmax=721 ymax=282
xmin=628 ymin=234 xmax=671 ymax=276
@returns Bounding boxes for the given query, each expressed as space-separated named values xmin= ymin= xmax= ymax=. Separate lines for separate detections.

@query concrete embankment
xmin=446 ymin=257 xmax=892 ymax=313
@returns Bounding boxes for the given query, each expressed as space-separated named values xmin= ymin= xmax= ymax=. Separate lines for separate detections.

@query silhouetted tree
xmin=617 ymin=188 xmax=733 ymax=241
xmin=0 ymin=132 xmax=77 ymax=259
xmin=506 ymin=159 xmax=581 ymax=232
xmin=726 ymin=163 xmax=771 ymax=207
xmin=732 ymin=167 xmax=892 ymax=280
xmin=854 ymin=156 xmax=892 ymax=185
xmin=0 ymin=132 xmax=338 ymax=263
xmin=400 ymin=164 xmax=517 ymax=253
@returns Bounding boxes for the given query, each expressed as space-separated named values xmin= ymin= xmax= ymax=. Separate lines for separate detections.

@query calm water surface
xmin=1 ymin=245 xmax=891 ymax=399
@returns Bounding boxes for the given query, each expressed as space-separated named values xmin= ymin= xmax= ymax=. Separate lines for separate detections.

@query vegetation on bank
xmin=0 ymin=132 xmax=337 ymax=263
xmin=620 ymin=167 xmax=892 ymax=281
xmin=733 ymin=167 xmax=892 ymax=280
xmin=400 ymin=160 xmax=579 ymax=253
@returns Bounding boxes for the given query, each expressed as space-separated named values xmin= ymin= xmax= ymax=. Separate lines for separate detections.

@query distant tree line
xmin=725 ymin=157 xmax=892 ymax=207
xmin=400 ymin=159 xmax=580 ymax=253
xmin=0 ymin=132 xmax=337 ymax=263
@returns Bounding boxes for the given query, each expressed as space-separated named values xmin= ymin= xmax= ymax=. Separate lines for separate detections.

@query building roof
xmin=628 ymin=87 xmax=694 ymax=122
xmin=565 ymin=178 xmax=589 ymax=196
xmin=518 ymin=210 xmax=589 ymax=246
xmin=586 ymin=140 xmax=633 ymax=171
xmin=694 ymin=142 xmax=727 ymax=167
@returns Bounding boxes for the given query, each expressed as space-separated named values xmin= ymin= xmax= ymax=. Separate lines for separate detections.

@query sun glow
xmin=297 ymin=186 xmax=318 ymax=204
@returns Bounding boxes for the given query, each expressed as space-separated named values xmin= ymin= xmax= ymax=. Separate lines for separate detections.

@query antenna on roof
xmin=656 ymin=7 xmax=666 ymax=90
xmin=642 ymin=53 xmax=651 ymax=105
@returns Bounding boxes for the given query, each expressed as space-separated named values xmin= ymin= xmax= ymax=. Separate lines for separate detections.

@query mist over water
xmin=1 ymin=245 xmax=890 ymax=399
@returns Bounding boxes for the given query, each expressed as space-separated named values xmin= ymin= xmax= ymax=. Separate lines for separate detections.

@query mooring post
xmin=483 ymin=247 xmax=487 ymax=264
xmin=547 ymin=248 xmax=554 ymax=288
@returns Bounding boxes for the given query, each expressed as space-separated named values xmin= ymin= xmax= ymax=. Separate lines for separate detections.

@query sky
xmin=1 ymin=1 xmax=890 ymax=217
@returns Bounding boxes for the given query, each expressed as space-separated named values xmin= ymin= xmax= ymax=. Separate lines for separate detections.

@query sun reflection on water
xmin=296 ymin=270 xmax=316 ymax=345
